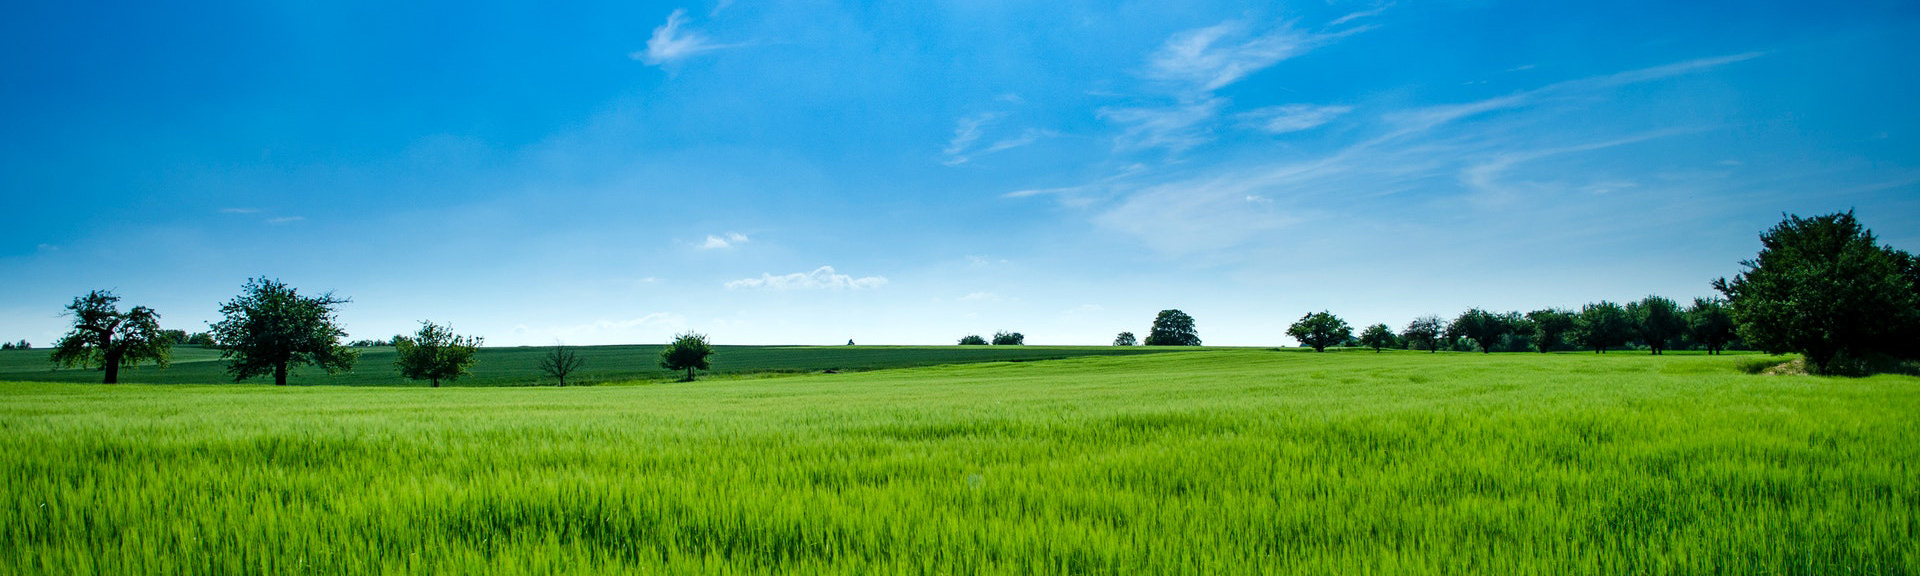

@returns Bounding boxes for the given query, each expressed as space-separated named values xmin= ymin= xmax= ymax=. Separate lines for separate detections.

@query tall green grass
xmin=2 ymin=349 xmax=1914 ymax=574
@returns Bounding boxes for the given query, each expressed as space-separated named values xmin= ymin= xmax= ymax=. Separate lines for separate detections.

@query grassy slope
xmin=2 ymin=349 xmax=1915 ymax=574
xmin=0 ymin=345 xmax=1173 ymax=386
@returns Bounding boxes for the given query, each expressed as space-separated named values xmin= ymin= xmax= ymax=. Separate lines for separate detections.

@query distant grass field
xmin=3 ymin=349 xmax=1916 ymax=574
xmin=0 ymin=344 xmax=1173 ymax=386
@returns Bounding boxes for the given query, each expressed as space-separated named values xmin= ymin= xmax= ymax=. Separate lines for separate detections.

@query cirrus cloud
xmin=725 ymin=266 xmax=887 ymax=290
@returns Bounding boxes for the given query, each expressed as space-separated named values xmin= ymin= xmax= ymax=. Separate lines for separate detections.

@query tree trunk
xmin=686 ymin=367 xmax=694 ymax=381
xmin=275 ymin=363 xmax=288 ymax=386
xmin=103 ymin=358 xmax=121 ymax=384
xmin=431 ymin=378 xmax=439 ymax=388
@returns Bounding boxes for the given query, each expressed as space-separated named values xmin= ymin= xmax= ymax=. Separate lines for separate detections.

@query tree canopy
xmin=991 ymin=331 xmax=1026 ymax=346
xmin=1627 ymin=295 xmax=1685 ymax=355
xmin=957 ymin=334 xmax=988 ymax=346
xmin=1287 ymin=311 xmax=1352 ymax=352
xmin=1145 ymin=309 xmax=1201 ymax=346
xmin=1358 ymin=324 xmax=1396 ymax=352
xmin=539 ymin=344 xmax=585 ymax=386
xmin=660 ymin=332 xmax=714 ymax=381
xmin=209 ymin=278 xmax=357 ymax=385
xmin=50 ymin=290 xmax=171 ymax=383
xmin=1685 ymin=297 xmax=1737 ymax=355
xmin=394 ymin=321 xmax=483 ymax=387
xmin=1112 ymin=332 xmax=1137 ymax=346
xmin=1449 ymin=309 xmax=1517 ymax=354
xmin=1525 ymin=309 xmax=1576 ymax=353
xmin=1713 ymin=211 xmax=1920 ymax=373
xmin=1575 ymin=301 xmax=1633 ymax=353
xmin=1402 ymin=315 xmax=1448 ymax=353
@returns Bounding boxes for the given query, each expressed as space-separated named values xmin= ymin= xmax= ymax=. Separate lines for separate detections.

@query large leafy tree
xmin=1627 ymin=295 xmax=1686 ymax=355
xmin=1713 ymin=211 xmax=1920 ymax=373
xmin=1112 ymin=332 xmax=1137 ymax=346
xmin=1525 ymin=308 xmax=1576 ymax=353
xmin=957 ymin=334 xmax=988 ymax=346
xmin=1358 ymin=324 xmax=1397 ymax=353
xmin=1574 ymin=301 xmax=1633 ymax=353
xmin=1286 ymin=311 xmax=1352 ymax=352
xmin=1449 ymin=308 xmax=1516 ymax=354
xmin=991 ymin=331 xmax=1026 ymax=345
xmin=210 ymin=278 xmax=357 ymax=385
xmin=1144 ymin=309 xmax=1201 ymax=346
xmin=394 ymin=321 xmax=483 ymax=388
xmin=1685 ymin=297 xmax=1737 ymax=355
xmin=1402 ymin=315 xmax=1448 ymax=353
xmin=660 ymin=332 xmax=714 ymax=382
xmin=50 ymin=290 xmax=172 ymax=383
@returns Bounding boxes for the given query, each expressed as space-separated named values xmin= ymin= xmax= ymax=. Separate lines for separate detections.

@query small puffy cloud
xmin=1239 ymin=104 xmax=1353 ymax=134
xmin=726 ymin=266 xmax=887 ymax=290
xmin=700 ymin=232 xmax=750 ymax=249
xmin=632 ymin=9 xmax=737 ymax=66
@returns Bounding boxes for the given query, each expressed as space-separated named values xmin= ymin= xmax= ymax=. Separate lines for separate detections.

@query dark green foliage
xmin=1626 ymin=295 xmax=1685 ymax=355
xmin=1286 ymin=311 xmax=1352 ymax=352
xmin=1575 ymin=301 xmax=1633 ymax=353
xmin=0 ymin=341 xmax=24 ymax=350
xmin=1449 ymin=309 xmax=1518 ymax=354
xmin=958 ymin=335 xmax=988 ymax=346
xmin=1402 ymin=315 xmax=1447 ymax=353
xmin=1712 ymin=211 xmax=1920 ymax=374
xmin=539 ymin=345 xmax=585 ymax=386
xmin=1686 ymin=298 xmax=1737 ymax=355
xmin=660 ymin=332 xmax=714 ymax=381
xmin=1144 ymin=309 xmax=1201 ymax=346
xmin=49 ymin=290 xmax=171 ymax=384
xmin=1358 ymin=324 xmax=1396 ymax=352
xmin=991 ymin=331 xmax=1025 ymax=346
xmin=394 ymin=321 xmax=483 ymax=388
xmin=1525 ymin=309 xmax=1576 ymax=353
xmin=1113 ymin=332 xmax=1137 ymax=346
xmin=209 ymin=278 xmax=357 ymax=385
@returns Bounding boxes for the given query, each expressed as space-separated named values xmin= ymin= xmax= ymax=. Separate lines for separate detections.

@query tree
xmin=394 ymin=321 xmax=482 ymax=387
xmin=1713 ymin=211 xmax=1920 ymax=373
xmin=1525 ymin=309 xmax=1576 ymax=353
xmin=1574 ymin=301 xmax=1633 ymax=353
xmin=1113 ymin=332 xmax=1137 ymax=346
xmin=1359 ymin=324 xmax=1396 ymax=352
xmin=1402 ymin=315 xmax=1448 ymax=353
xmin=49 ymin=290 xmax=171 ymax=383
xmin=1286 ymin=311 xmax=1352 ymax=352
xmin=1686 ymin=297 xmax=1737 ymax=355
xmin=210 ymin=277 xmax=357 ymax=385
xmin=1449 ymin=308 xmax=1517 ymax=354
xmin=660 ymin=332 xmax=714 ymax=381
xmin=991 ymin=331 xmax=1026 ymax=345
xmin=958 ymin=334 xmax=988 ymax=346
xmin=1144 ymin=309 xmax=1201 ymax=346
xmin=185 ymin=332 xmax=215 ymax=347
xmin=1626 ymin=295 xmax=1686 ymax=355
xmin=539 ymin=344 xmax=585 ymax=386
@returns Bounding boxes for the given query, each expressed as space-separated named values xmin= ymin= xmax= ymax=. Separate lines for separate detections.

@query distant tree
xmin=0 ymin=342 xmax=10 ymax=351
xmin=539 ymin=344 xmax=585 ymax=386
xmin=210 ymin=277 xmax=357 ymax=386
xmin=1449 ymin=308 xmax=1517 ymax=354
xmin=161 ymin=329 xmax=188 ymax=345
xmin=958 ymin=334 xmax=989 ymax=346
xmin=1626 ymin=295 xmax=1685 ymax=355
xmin=1713 ymin=211 xmax=1920 ymax=373
xmin=660 ymin=332 xmax=714 ymax=381
xmin=1144 ymin=309 xmax=1201 ymax=346
xmin=1685 ymin=297 xmax=1737 ymax=355
xmin=49 ymin=290 xmax=172 ymax=384
xmin=1574 ymin=301 xmax=1634 ymax=353
xmin=1286 ymin=311 xmax=1352 ymax=352
xmin=185 ymin=332 xmax=215 ymax=347
xmin=1402 ymin=315 xmax=1448 ymax=353
xmin=847 ymin=339 xmax=855 ymax=346
xmin=991 ymin=331 xmax=1026 ymax=346
xmin=394 ymin=321 xmax=482 ymax=388
xmin=1359 ymin=324 xmax=1396 ymax=352
xmin=1525 ymin=309 xmax=1576 ymax=353
xmin=1113 ymin=331 xmax=1137 ymax=346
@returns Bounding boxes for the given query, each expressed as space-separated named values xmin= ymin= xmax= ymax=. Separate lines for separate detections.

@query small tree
xmin=1145 ymin=309 xmax=1201 ymax=346
xmin=210 ymin=277 xmax=357 ymax=385
xmin=1113 ymin=332 xmax=1137 ymax=346
xmin=1526 ymin=309 xmax=1576 ymax=353
xmin=539 ymin=344 xmax=585 ymax=386
xmin=1575 ymin=301 xmax=1633 ymax=353
xmin=1402 ymin=315 xmax=1448 ymax=353
xmin=1713 ymin=211 xmax=1920 ymax=373
xmin=394 ymin=321 xmax=482 ymax=387
xmin=1627 ymin=295 xmax=1685 ymax=355
xmin=1449 ymin=308 xmax=1516 ymax=354
xmin=1286 ymin=311 xmax=1352 ymax=352
xmin=958 ymin=334 xmax=988 ymax=346
xmin=1685 ymin=297 xmax=1737 ymax=355
xmin=660 ymin=332 xmax=714 ymax=381
xmin=1359 ymin=324 xmax=1396 ymax=352
xmin=991 ymin=331 xmax=1025 ymax=345
xmin=50 ymin=290 xmax=172 ymax=383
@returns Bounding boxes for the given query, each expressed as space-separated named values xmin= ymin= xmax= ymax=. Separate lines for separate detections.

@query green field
xmin=3 ymin=349 xmax=1916 ymax=574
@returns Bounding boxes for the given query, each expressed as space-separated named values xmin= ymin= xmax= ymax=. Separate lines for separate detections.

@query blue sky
xmin=3 ymin=1 xmax=1917 ymax=347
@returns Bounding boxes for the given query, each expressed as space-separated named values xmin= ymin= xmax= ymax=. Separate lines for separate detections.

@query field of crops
xmin=3 ymin=348 xmax=1916 ymax=574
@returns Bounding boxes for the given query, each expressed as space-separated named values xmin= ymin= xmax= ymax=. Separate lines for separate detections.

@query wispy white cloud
xmin=265 ymin=216 xmax=305 ymax=224
xmin=699 ymin=232 xmax=750 ymax=249
xmin=1329 ymin=3 xmax=1394 ymax=27
xmin=944 ymin=112 xmax=1054 ymax=165
xmin=1240 ymin=104 xmax=1353 ymax=134
xmin=1144 ymin=22 xmax=1317 ymax=94
xmin=726 ymin=266 xmax=887 ymax=290
xmin=1100 ymin=98 xmax=1225 ymax=152
xmin=219 ymin=207 xmax=260 ymax=214
xmin=631 ymin=9 xmax=740 ymax=66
